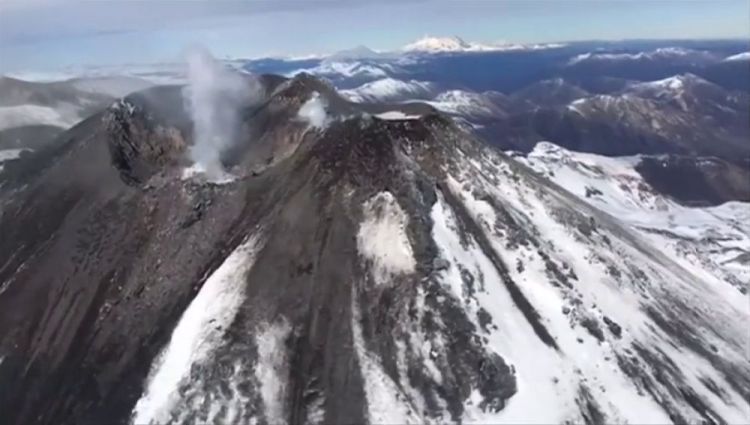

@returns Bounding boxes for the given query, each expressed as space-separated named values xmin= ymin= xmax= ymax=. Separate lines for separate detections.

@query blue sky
xmin=0 ymin=0 xmax=748 ymax=72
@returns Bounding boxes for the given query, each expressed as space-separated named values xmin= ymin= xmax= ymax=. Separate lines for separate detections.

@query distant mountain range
xmin=3 ymin=38 xmax=748 ymax=203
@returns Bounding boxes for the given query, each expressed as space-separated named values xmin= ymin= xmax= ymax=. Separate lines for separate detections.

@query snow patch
xmin=341 ymin=77 xmax=432 ymax=102
xmin=724 ymin=51 xmax=750 ymax=61
xmin=289 ymin=61 xmax=389 ymax=79
xmin=305 ymin=395 xmax=326 ymax=425
xmin=427 ymin=90 xmax=499 ymax=117
xmin=374 ymin=111 xmax=421 ymax=120
xmin=130 ymin=232 xmax=265 ymax=425
xmin=357 ymin=191 xmax=416 ymax=285
xmin=351 ymin=290 xmax=423 ymax=423
xmin=255 ymin=318 xmax=292 ymax=424
xmin=630 ymin=74 xmax=708 ymax=94
xmin=520 ymin=141 xmax=750 ymax=295
xmin=649 ymin=75 xmax=685 ymax=90
xmin=0 ymin=149 xmax=28 ymax=163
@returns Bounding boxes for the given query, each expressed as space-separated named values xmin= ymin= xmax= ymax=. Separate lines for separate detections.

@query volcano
xmin=0 ymin=72 xmax=748 ymax=425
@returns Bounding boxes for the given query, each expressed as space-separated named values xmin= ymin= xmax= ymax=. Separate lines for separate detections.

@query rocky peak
xmin=104 ymin=97 xmax=188 ymax=185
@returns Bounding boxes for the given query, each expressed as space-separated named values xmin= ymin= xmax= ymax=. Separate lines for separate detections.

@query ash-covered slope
xmin=0 ymin=72 xmax=748 ymax=425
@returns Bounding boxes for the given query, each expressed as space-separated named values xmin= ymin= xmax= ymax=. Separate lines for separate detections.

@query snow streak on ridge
xmin=437 ymin=137 xmax=750 ymax=423
xmin=357 ymin=191 xmax=416 ymax=286
xmin=131 ymin=231 xmax=265 ymax=425
xmin=255 ymin=319 xmax=293 ymax=424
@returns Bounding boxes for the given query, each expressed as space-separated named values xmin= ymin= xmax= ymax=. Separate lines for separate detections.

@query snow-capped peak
xmin=724 ymin=51 xmax=750 ymax=62
xmin=340 ymin=77 xmax=433 ymax=102
xmin=402 ymin=36 xmax=476 ymax=53
xmin=567 ymin=47 xmax=716 ymax=65
xmin=402 ymin=35 xmax=564 ymax=54
xmin=637 ymin=75 xmax=686 ymax=90
xmin=630 ymin=73 xmax=708 ymax=93
xmin=426 ymin=89 xmax=502 ymax=118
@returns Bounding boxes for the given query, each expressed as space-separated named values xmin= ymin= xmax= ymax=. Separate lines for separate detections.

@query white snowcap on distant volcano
xmin=402 ymin=36 xmax=478 ymax=53
xmin=402 ymin=35 xmax=565 ymax=54
xmin=724 ymin=51 xmax=750 ymax=61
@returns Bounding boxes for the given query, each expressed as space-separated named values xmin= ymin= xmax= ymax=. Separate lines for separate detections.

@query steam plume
xmin=297 ymin=91 xmax=330 ymax=129
xmin=183 ymin=47 xmax=262 ymax=180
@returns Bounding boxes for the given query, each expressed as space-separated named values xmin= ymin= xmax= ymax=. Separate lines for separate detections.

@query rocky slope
xmin=0 ymin=72 xmax=748 ymax=425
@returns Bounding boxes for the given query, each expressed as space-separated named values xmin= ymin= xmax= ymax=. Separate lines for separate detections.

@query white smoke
xmin=297 ymin=91 xmax=330 ymax=129
xmin=182 ymin=47 xmax=262 ymax=181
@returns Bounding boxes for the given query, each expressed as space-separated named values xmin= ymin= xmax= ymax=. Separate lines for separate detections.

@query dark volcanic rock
xmin=104 ymin=99 xmax=188 ymax=185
